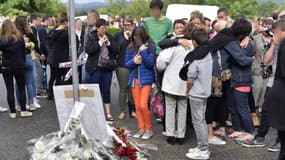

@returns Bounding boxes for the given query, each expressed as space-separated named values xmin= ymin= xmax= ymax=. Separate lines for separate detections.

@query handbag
xmin=211 ymin=75 xmax=223 ymax=97
xmin=150 ymin=89 xmax=165 ymax=118
xmin=217 ymin=50 xmax=231 ymax=82
xmin=98 ymin=56 xmax=118 ymax=71
xmin=221 ymin=69 xmax=231 ymax=81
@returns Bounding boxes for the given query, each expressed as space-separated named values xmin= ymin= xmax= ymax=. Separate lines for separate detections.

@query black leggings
xmin=206 ymin=81 xmax=230 ymax=126
xmin=2 ymin=68 xmax=26 ymax=113
xmin=48 ymin=65 xmax=69 ymax=97
xmin=278 ymin=130 xmax=285 ymax=160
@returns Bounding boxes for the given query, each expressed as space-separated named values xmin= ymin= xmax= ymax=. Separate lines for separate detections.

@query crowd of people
xmin=0 ymin=0 xmax=285 ymax=159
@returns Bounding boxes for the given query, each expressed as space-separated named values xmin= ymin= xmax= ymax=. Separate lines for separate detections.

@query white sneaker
xmin=226 ymin=120 xmax=232 ymax=127
xmin=9 ymin=113 xmax=16 ymax=119
xmin=15 ymin=105 xmax=21 ymax=111
xmin=20 ymin=111 xmax=33 ymax=118
xmin=186 ymin=149 xmax=210 ymax=160
xmin=208 ymin=136 xmax=226 ymax=145
xmin=33 ymin=101 xmax=41 ymax=109
xmin=162 ymin=131 xmax=178 ymax=137
xmin=0 ymin=106 xmax=8 ymax=112
xmin=141 ymin=130 xmax=153 ymax=140
xmin=133 ymin=130 xmax=144 ymax=139
xmin=26 ymin=105 xmax=36 ymax=111
xmin=34 ymin=97 xmax=39 ymax=103
xmin=188 ymin=147 xmax=200 ymax=154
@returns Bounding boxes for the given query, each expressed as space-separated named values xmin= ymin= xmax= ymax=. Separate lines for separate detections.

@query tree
xmin=208 ymin=0 xmax=259 ymax=19
xmin=257 ymin=1 xmax=279 ymax=17
xmin=125 ymin=0 xmax=151 ymax=18
xmin=279 ymin=2 xmax=285 ymax=10
xmin=0 ymin=0 xmax=66 ymax=17
xmin=98 ymin=0 xmax=128 ymax=17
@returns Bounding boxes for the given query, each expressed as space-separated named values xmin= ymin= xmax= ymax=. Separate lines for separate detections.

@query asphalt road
xmin=0 ymin=74 xmax=279 ymax=160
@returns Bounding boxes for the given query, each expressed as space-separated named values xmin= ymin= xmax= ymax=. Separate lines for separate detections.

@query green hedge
xmin=108 ymin=27 xmax=120 ymax=37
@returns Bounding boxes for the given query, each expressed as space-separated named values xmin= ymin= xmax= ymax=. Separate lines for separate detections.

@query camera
xmin=264 ymin=28 xmax=274 ymax=37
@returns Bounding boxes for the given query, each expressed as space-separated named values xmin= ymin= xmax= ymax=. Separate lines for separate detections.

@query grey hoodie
xmin=187 ymin=53 xmax=213 ymax=99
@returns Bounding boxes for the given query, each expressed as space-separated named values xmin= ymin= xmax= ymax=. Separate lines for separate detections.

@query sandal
xmin=118 ymin=112 xmax=126 ymax=120
xmin=214 ymin=127 xmax=226 ymax=137
xmin=226 ymin=131 xmax=243 ymax=141
xmin=106 ymin=113 xmax=114 ymax=122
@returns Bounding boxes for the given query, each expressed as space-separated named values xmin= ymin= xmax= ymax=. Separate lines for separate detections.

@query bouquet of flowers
xmin=28 ymin=102 xmax=154 ymax=160
xmin=27 ymin=102 xmax=117 ymax=160
xmin=113 ymin=126 xmax=139 ymax=160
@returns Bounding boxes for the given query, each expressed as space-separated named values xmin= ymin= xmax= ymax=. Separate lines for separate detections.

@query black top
xmin=268 ymin=38 xmax=285 ymax=131
xmin=274 ymin=39 xmax=285 ymax=82
xmin=114 ymin=31 xmax=130 ymax=67
xmin=37 ymin=25 xmax=49 ymax=56
xmin=31 ymin=25 xmax=43 ymax=54
xmin=25 ymin=33 xmax=37 ymax=55
xmin=85 ymin=30 xmax=118 ymax=73
xmin=47 ymin=29 xmax=69 ymax=67
xmin=0 ymin=37 xmax=26 ymax=69
xmin=76 ymin=29 xmax=85 ymax=55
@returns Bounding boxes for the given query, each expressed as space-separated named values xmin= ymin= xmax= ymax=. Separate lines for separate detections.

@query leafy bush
xmin=108 ymin=27 xmax=120 ymax=36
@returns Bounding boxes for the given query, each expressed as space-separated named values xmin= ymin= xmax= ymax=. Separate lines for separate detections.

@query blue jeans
xmin=81 ymin=63 xmax=88 ymax=82
xmin=229 ymin=89 xmax=254 ymax=134
xmin=17 ymin=54 xmax=35 ymax=105
xmin=41 ymin=63 xmax=48 ymax=91
xmin=82 ymin=67 xmax=112 ymax=103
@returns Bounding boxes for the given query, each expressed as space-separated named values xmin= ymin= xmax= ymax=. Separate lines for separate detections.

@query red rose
xmin=126 ymin=147 xmax=137 ymax=156
xmin=129 ymin=154 xmax=137 ymax=160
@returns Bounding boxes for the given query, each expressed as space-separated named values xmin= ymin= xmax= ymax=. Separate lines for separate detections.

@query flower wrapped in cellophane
xmin=27 ymin=102 xmax=117 ymax=160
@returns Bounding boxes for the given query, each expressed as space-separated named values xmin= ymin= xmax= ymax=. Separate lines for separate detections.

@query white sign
xmin=53 ymin=84 xmax=111 ymax=143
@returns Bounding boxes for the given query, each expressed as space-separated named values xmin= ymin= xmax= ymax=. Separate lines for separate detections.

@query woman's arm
xmin=158 ymin=38 xmax=191 ymax=50
xmin=140 ymin=44 xmax=156 ymax=69
xmin=264 ymin=41 xmax=277 ymax=65
xmin=125 ymin=47 xmax=137 ymax=69
xmin=158 ymin=38 xmax=179 ymax=49
xmin=224 ymin=41 xmax=253 ymax=67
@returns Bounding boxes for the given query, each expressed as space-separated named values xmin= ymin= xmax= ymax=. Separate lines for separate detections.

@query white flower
xmin=31 ymin=153 xmax=41 ymax=160
xmin=83 ymin=149 xmax=92 ymax=159
xmin=57 ymin=131 xmax=64 ymax=138
xmin=34 ymin=141 xmax=45 ymax=153
xmin=47 ymin=154 xmax=58 ymax=160
xmin=63 ymin=153 xmax=73 ymax=160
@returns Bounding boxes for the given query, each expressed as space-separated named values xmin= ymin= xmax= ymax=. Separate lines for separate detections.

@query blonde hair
xmin=1 ymin=19 xmax=22 ymax=42
xmin=190 ymin=10 xmax=204 ymax=22
xmin=214 ymin=20 xmax=227 ymax=33
xmin=225 ymin=20 xmax=233 ymax=28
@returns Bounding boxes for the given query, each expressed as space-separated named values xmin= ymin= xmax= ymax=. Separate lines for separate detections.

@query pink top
xmin=235 ymin=86 xmax=251 ymax=93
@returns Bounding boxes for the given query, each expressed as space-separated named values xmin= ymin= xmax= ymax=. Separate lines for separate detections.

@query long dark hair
xmin=14 ymin=16 xmax=31 ymax=35
xmin=129 ymin=26 xmax=153 ymax=52
xmin=56 ymin=12 xmax=68 ymax=30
